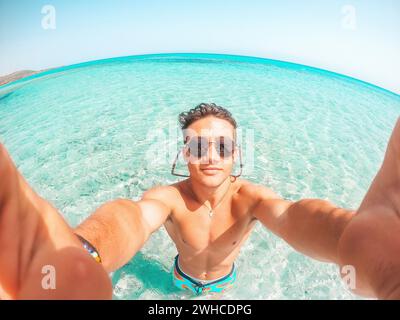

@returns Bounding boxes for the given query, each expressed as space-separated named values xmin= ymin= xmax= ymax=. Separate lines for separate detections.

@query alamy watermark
xmin=341 ymin=264 xmax=356 ymax=290
xmin=142 ymin=120 xmax=255 ymax=175
xmin=41 ymin=265 xmax=56 ymax=290
xmin=341 ymin=4 xmax=357 ymax=30
xmin=41 ymin=5 xmax=56 ymax=30
xmin=39 ymin=263 xmax=357 ymax=293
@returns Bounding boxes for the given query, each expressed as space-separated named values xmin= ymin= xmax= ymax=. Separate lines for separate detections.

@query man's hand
xmin=338 ymin=117 xmax=400 ymax=299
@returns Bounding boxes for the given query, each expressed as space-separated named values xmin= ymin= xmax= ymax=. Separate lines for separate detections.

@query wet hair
xmin=178 ymin=103 xmax=237 ymax=130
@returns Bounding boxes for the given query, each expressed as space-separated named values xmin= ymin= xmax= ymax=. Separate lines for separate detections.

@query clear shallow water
xmin=0 ymin=53 xmax=399 ymax=299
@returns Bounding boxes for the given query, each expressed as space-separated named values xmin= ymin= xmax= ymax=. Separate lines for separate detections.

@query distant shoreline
xmin=0 ymin=69 xmax=51 ymax=86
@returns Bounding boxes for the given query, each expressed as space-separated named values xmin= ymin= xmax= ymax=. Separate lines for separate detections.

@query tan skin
xmin=1 ymin=115 xmax=400 ymax=299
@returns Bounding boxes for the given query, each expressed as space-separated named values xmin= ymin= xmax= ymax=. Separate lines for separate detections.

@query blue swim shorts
xmin=172 ymin=254 xmax=237 ymax=295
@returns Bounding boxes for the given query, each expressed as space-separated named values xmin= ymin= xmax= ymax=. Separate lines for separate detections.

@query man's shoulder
xmin=141 ymin=184 xmax=182 ymax=206
xmin=237 ymin=179 xmax=280 ymax=201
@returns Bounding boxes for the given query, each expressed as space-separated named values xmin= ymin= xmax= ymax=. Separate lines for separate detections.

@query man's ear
xmin=232 ymin=146 xmax=239 ymax=163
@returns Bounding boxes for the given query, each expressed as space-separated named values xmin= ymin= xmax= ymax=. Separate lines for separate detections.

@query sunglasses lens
xmin=187 ymin=136 xmax=235 ymax=159
xmin=188 ymin=137 xmax=208 ymax=158
xmin=217 ymin=137 xmax=234 ymax=158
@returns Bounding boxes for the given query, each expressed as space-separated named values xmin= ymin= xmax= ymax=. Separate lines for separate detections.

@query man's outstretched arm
xmin=252 ymin=189 xmax=354 ymax=264
xmin=253 ymin=117 xmax=400 ymax=299
xmin=0 ymin=140 xmax=171 ymax=299
xmin=0 ymin=143 xmax=112 ymax=299
xmin=338 ymin=118 xmax=400 ymax=299
xmin=75 ymin=188 xmax=172 ymax=273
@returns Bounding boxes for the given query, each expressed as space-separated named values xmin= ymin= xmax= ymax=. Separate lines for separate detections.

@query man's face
xmin=182 ymin=116 xmax=237 ymax=188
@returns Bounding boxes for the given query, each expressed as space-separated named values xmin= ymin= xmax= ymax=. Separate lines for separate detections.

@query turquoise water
xmin=0 ymin=53 xmax=399 ymax=299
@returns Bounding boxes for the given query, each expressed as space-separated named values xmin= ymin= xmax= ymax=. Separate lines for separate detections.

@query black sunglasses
xmin=185 ymin=136 xmax=235 ymax=159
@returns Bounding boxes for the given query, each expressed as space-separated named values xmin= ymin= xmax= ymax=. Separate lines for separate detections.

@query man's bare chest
xmin=164 ymin=200 xmax=257 ymax=252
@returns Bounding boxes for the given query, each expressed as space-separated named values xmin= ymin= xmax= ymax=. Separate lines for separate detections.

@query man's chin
xmin=196 ymin=174 xmax=228 ymax=188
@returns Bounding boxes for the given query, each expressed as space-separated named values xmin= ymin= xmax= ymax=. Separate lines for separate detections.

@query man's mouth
xmin=201 ymin=167 xmax=223 ymax=175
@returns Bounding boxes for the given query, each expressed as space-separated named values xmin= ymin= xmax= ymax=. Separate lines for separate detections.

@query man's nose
xmin=205 ymin=142 xmax=220 ymax=164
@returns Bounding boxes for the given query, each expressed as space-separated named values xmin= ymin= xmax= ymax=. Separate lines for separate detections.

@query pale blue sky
xmin=0 ymin=0 xmax=399 ymax=93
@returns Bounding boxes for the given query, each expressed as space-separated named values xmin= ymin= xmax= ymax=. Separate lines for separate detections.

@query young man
xmin=1 ymin=103 xmax=400 ymax=299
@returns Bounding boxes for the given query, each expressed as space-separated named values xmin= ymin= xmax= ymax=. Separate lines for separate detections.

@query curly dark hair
xmin=178 ymin=103 xmax=237 ymax=130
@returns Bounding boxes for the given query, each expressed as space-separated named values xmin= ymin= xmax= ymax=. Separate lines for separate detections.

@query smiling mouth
xmin=201 ymin=168 xmax=222 ymax=174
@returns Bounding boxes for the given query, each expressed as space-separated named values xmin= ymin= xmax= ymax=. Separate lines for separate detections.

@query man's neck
xmin=187 ymin=177 xmax=232 ymax=207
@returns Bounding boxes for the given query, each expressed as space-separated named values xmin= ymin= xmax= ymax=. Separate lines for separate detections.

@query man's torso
xmin=160 ymin=179 xmax=265 ymax=280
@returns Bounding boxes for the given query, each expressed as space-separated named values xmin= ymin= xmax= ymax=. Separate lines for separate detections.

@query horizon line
xmin=1 ymin=52 xmax=399 ymax=98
